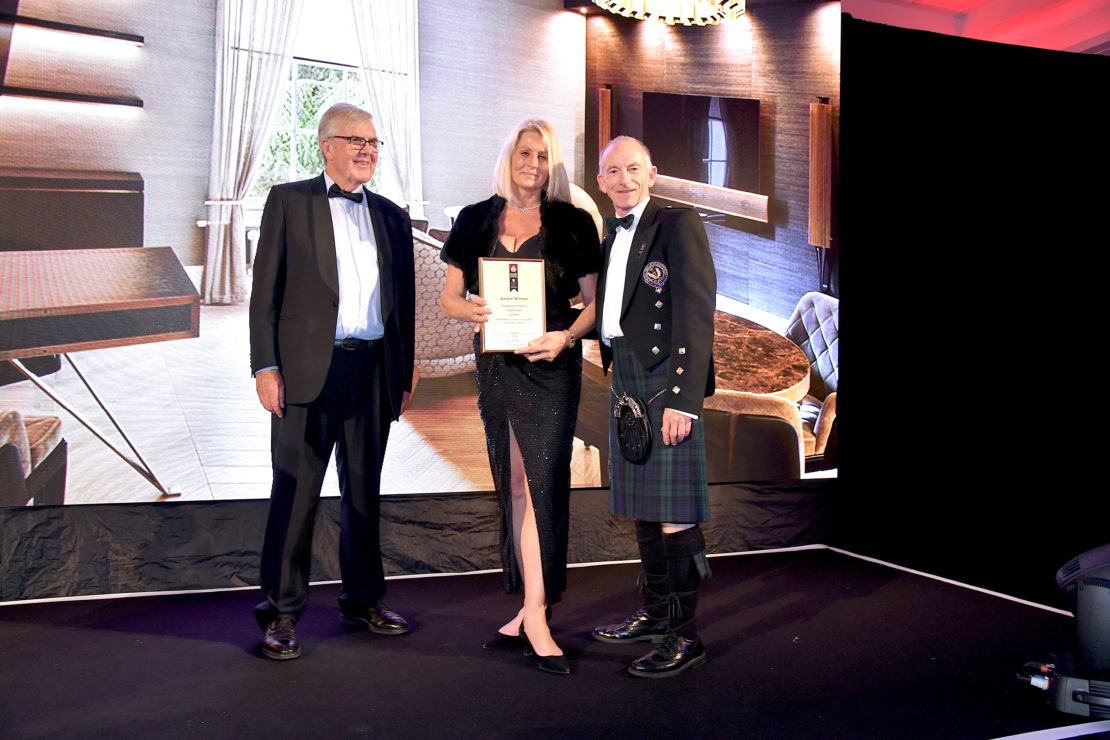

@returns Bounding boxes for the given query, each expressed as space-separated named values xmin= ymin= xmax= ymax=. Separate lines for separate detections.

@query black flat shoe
xmin=482 ymin=631 xmax=525 ymax=650
xmin=521 ymin=627 xmax=571 ymax=675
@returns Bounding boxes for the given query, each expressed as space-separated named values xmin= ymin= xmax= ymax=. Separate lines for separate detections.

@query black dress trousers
xmin=254 ymin=343 xmax=392 ymax=627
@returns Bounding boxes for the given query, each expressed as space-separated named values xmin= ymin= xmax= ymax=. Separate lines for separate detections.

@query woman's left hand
xmin=515 ymin=331 xmax=570 ymax=362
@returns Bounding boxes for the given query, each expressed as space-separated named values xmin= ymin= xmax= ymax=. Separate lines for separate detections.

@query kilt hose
xmin=608 ymin=338 xmax=710 ymax=523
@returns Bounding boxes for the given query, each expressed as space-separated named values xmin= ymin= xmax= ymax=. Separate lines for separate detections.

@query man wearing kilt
xmin=591 ymin=136 xmax=717 ymax=678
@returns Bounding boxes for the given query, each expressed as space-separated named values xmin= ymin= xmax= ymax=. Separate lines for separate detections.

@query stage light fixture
xmin=592 ymin=0 xmax=745 ymax=26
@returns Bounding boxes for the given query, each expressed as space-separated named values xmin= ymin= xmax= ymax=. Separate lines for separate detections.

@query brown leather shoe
xmin=261 ymin=617 xmax=300 ymax=660
xmin=592 ymin=607 xmax=669 ymax=643
xmin=627 ymin=632 xmax=706 ymax=678
xmin=340 ymin=603 xmax=411 ymax=635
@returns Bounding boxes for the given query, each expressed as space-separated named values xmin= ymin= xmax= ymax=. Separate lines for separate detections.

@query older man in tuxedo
xmin=249 ymin=102 xmax=415 ymax=660
xmin=591 ymin=136 xmax=716 ymax=678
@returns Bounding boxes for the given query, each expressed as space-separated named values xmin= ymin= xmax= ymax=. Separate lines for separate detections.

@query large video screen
xmin=0 ymin=2 xmax=837 ymax=507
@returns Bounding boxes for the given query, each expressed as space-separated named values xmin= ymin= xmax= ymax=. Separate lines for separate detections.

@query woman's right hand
xmin=468 ymin=295 xmax=491 ymax=331
xmin=440 ymin=265 xmax=492 ymax=330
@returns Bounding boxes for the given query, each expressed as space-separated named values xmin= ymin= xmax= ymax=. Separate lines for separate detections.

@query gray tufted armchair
xmin=784 ymin=291 xmax=838 ymax=470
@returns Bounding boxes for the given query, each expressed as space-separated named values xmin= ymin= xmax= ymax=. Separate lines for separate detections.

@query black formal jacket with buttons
xmin=597 ymin=197 xmax=716 ymax=416
xmin=248 ymin=174 xmax=415 ymax=419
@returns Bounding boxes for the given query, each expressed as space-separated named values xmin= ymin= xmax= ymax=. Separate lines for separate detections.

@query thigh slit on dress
xmin=473 ymin=334 xmax=581 ymax=605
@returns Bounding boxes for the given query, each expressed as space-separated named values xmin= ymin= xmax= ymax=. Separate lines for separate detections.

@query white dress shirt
xmin=325 ymin=172 xmax=384 ymax=341
xmin=601 ymin=195 xmax=651 ymax=343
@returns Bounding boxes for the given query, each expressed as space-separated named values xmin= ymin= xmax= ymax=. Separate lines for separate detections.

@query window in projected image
xmin=249 ymin=60 xmax=375 ymax=199
xmin=246 ymin=0 xmax=414 ymax=208
xmin=706 ymin=98 xmax=728 ymax=187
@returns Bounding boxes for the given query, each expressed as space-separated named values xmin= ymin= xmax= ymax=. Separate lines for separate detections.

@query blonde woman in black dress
xmin=439 ymin=119 xmax=601 ymax=674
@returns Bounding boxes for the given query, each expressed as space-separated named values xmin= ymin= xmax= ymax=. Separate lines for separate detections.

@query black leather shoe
xmin=261 ymin=617 xmax=300 ymax=661
xmin=592 ymin=607 xmax=669 ymax=643
xmin=627 ymin=632 xmax=706 ymax=678
xmin=521 ymin=627 xmax=571 ymax=675
xmin=340 ymin=603 xmax=411 ymax=635
xmin=483 ymin=631 xmax=525 ymax=650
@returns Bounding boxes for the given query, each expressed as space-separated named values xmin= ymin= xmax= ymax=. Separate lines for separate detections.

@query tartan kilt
xmin=608 ymin=338 xmax=710 ymax=523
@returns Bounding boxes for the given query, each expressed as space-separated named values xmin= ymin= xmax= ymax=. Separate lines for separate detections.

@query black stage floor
xmin=0 ymin=550 xmax=1102 ymax=739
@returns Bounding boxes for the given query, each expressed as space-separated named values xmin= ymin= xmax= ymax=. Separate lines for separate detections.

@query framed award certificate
xmin=477 ymin=257 xmax=546 ymax=353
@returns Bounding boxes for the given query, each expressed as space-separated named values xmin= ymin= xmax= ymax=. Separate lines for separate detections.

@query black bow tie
xmin=328 ymin=183 xmax=364 ymax=203
xmin=605 ymin=214 xmax=634 ymax=235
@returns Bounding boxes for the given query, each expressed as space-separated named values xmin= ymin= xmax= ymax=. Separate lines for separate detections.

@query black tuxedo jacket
xmin=597 ymin=197 xmax=716 ymax=416
xmin=248 ymin=175 xmax=415 ymax=419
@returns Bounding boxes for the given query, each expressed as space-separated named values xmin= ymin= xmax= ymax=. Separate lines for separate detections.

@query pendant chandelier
xmin=592 ymin=0 xmax=745 ymax=26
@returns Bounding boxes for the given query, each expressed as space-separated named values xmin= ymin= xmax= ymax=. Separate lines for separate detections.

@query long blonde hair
xmin=492 ymin=118 xmax=571 ymax=204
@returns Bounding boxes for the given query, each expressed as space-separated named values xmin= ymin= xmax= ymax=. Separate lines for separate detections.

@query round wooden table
xmin=577 ymin=311 xmax=812 ymax=484
xmin=704 ymin=312 xmax=811 ymax=408
xmin=581 ymin=310 xmax=810 ymax=401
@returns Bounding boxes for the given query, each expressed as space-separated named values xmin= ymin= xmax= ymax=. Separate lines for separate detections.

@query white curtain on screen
xmin=350 ymin=0 xmax=425 ymax=219
xmin=203 ymin=0 xmax=303 ymax=304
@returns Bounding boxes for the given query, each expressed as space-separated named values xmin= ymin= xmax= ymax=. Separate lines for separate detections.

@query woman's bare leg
xmin=496 ymin=423 xmax=561 ymax=655
xmin=495 ymin=425 xmax=527 ymax=636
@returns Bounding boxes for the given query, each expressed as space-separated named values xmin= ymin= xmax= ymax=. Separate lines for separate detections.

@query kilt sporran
xmin=613 ymin=391 xmax=661 ymax=463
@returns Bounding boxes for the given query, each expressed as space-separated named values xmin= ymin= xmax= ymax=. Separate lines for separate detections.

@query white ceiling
xmin=841 ymin=0 xmax=1110 ymax=54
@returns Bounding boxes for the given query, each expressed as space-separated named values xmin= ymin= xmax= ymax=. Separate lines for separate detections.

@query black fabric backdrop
xmin=0 ymin=481 xmax=835 ymax=602
xmin=838 ymin=15 xmax=1108 ymax=613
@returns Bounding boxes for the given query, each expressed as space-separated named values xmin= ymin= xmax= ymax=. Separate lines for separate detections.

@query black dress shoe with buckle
xmin=627 ymin=632 xmax=706 ymax=678
xmin=340 ymin=602 xmax=411 ymax=635
xmin=261 ymin=617 xmax=301 ymax=661
xmin=592 ymin=607 xmax=670 ymax=643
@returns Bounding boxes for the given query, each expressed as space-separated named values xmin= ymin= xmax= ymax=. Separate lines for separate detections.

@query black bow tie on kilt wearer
xmin=605 ymin=214 xmax=634 ymax=235
xmin=328 ymin=183 xmax=364 ymax=203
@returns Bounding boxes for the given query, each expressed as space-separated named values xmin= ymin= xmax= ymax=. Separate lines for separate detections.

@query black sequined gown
xmin=474 ymin=236 xmax=582 ymax=604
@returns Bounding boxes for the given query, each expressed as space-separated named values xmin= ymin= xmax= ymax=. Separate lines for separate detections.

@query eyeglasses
xmin=331 ymin=135 xmax=384 ymax=151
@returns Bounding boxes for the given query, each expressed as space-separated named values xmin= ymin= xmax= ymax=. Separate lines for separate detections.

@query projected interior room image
xmin=1 ymin=0 xmax=838 ymax=506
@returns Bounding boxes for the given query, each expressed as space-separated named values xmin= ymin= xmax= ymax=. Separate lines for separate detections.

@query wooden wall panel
xmin=809 ymin=100 xmax=833 ymax=248
xmin=585 ymin=0 xmax=839 ymax=317
xmin=597 ymin=85 xmax=612 ymax=155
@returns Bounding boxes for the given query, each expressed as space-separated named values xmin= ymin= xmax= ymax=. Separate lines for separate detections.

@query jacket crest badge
xmin=643 ymin=261 xmax=668 ymax=292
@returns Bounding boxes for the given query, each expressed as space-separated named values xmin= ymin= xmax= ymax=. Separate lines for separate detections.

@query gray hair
xmin=492 ymin=118 xmax=571 ymax=204
xmin=598 ymin=135 xmax=653 ymax=172
xmin=318 ymin=102 xmax=374 ymax=143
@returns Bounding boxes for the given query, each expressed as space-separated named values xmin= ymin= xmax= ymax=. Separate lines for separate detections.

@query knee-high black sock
xmin=635 ymin=521 xmax=666 ymax=575
xmin=663 ymin=525 xmax=708 ymax=639
xmin=635 ymin=521 xmax=667 ymax=616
